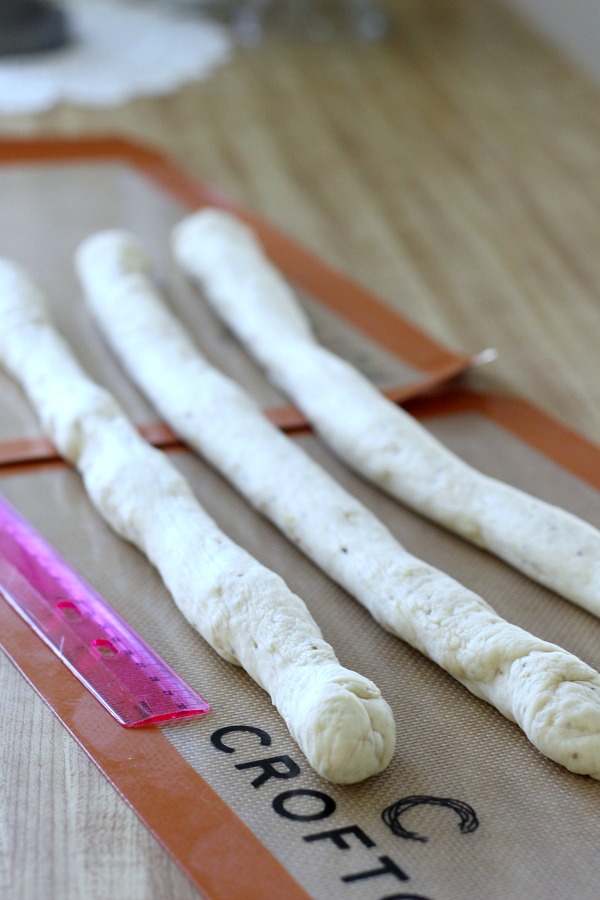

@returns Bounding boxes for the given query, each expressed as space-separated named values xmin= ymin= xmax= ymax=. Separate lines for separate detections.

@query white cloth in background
xmin=0 ymin=0 xmax=232 ymax=114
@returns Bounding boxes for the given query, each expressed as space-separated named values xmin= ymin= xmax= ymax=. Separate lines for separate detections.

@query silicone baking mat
xmin=2 ymin=138 xmax=600 ymax=900
xmin=0 ymin=136 xmax=470 ymax=462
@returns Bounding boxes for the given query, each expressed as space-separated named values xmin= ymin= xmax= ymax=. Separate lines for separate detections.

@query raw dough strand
xmin=0 ymin=257 xmax=396 ymax=785
xmin=77 ymin=229 xmax=600 ymax=779
xmin=172 ymin=208 xmax=600 ymax=619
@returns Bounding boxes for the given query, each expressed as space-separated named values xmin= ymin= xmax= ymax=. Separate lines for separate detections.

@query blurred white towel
xmin=0 ymin=0 xmax=232 ymax=114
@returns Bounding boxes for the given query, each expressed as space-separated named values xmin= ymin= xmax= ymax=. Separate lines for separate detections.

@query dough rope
xmin=76 ymin=228 xmax=600 ymax=779
xmin=0 ymin=257 xmax=396 ymax=785
xmin=172 ymin=208 xmax=600 ymax=619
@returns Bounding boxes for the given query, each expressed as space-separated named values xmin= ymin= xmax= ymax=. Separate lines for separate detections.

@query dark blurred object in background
xmin=0 ymin=0 xmax=70 ymax=56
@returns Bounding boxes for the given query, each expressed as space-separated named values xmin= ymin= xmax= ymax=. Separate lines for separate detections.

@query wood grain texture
xmin=1 ymin=0 xmax=600 ymax=896
xmin=0 ymin=654 xmax=200 ymax=900
xmin=2 ymin=0 xmax=599 ymax=439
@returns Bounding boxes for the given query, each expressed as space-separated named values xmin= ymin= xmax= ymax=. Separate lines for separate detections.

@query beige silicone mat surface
xmin=0 ymin=154 xmax=454 ymax=445
xmin=3 ymin=410 xmax=600 ymax=900
xmin=2 ymin=139 xmax=600 ymax=900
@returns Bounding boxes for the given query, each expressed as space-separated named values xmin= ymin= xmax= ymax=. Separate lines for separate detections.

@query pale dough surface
xmin=75 ymin=227 xmax=600 ymax=780
xmin=172 ymin=208 xmax=600 ymax=620
xmin=0 ymin=256 xmax=396 ymax=785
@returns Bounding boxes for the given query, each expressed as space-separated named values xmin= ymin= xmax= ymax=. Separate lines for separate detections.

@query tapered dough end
xmin=75 ymin=229 xmax=150 ymax=287
xmin=288 ymin=672 xmax=396 ymax=784
xmin=173 ymin=207 xmax=259 ymax=263
xmin=172 ymin=208 xmax=314 ymax=342
xmin=172 ymin=209 xmax=258 ymax=284
xmin=507 ymin=651 xmax=600 ymax=778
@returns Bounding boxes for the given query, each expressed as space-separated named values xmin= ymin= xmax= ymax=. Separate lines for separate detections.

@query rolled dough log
xmin=172 ymin=209 xmax=600 ymax=621
xmin=76 ymin=228 xmax=600 ymax=780
xmin=0 ymin=256 xmax=396 ymax=784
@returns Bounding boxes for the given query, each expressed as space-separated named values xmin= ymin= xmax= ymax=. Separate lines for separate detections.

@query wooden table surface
xmin=1 ymin=1 xmax=600 ymax=897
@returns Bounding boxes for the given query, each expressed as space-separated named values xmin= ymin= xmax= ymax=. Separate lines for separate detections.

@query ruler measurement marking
xmin=0 ymin=496 xmax=210 ymax=727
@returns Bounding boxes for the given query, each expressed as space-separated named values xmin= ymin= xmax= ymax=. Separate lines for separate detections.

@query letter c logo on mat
xmin=381 ymin=795 xmax=479 ymax=843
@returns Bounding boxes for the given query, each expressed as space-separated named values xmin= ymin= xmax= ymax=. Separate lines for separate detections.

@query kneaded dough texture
xmin=0 ymin=256 xmax=396 ymax=785
xmin=75 ymin=228 xmax=600 ymax=780
xmin=173 ymin=209 xmax=600 ymax=619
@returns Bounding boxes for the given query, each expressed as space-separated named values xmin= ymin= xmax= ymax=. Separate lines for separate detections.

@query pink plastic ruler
xmin=0 ymin=494 xmax=210 ymax=727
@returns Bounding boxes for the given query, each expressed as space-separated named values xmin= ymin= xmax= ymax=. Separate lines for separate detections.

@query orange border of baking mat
xmin=0 ymin=134 xmax=467 ymax=376
xmin=0 ymin=134 xmax=471 ymax=472
xmin=3 ymin=386 xmax=600 ymax=899
xmin=405 ymin=387 xmax=600 ymax=491
xmin=0 ymin=598 xmax=309 ymax=900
